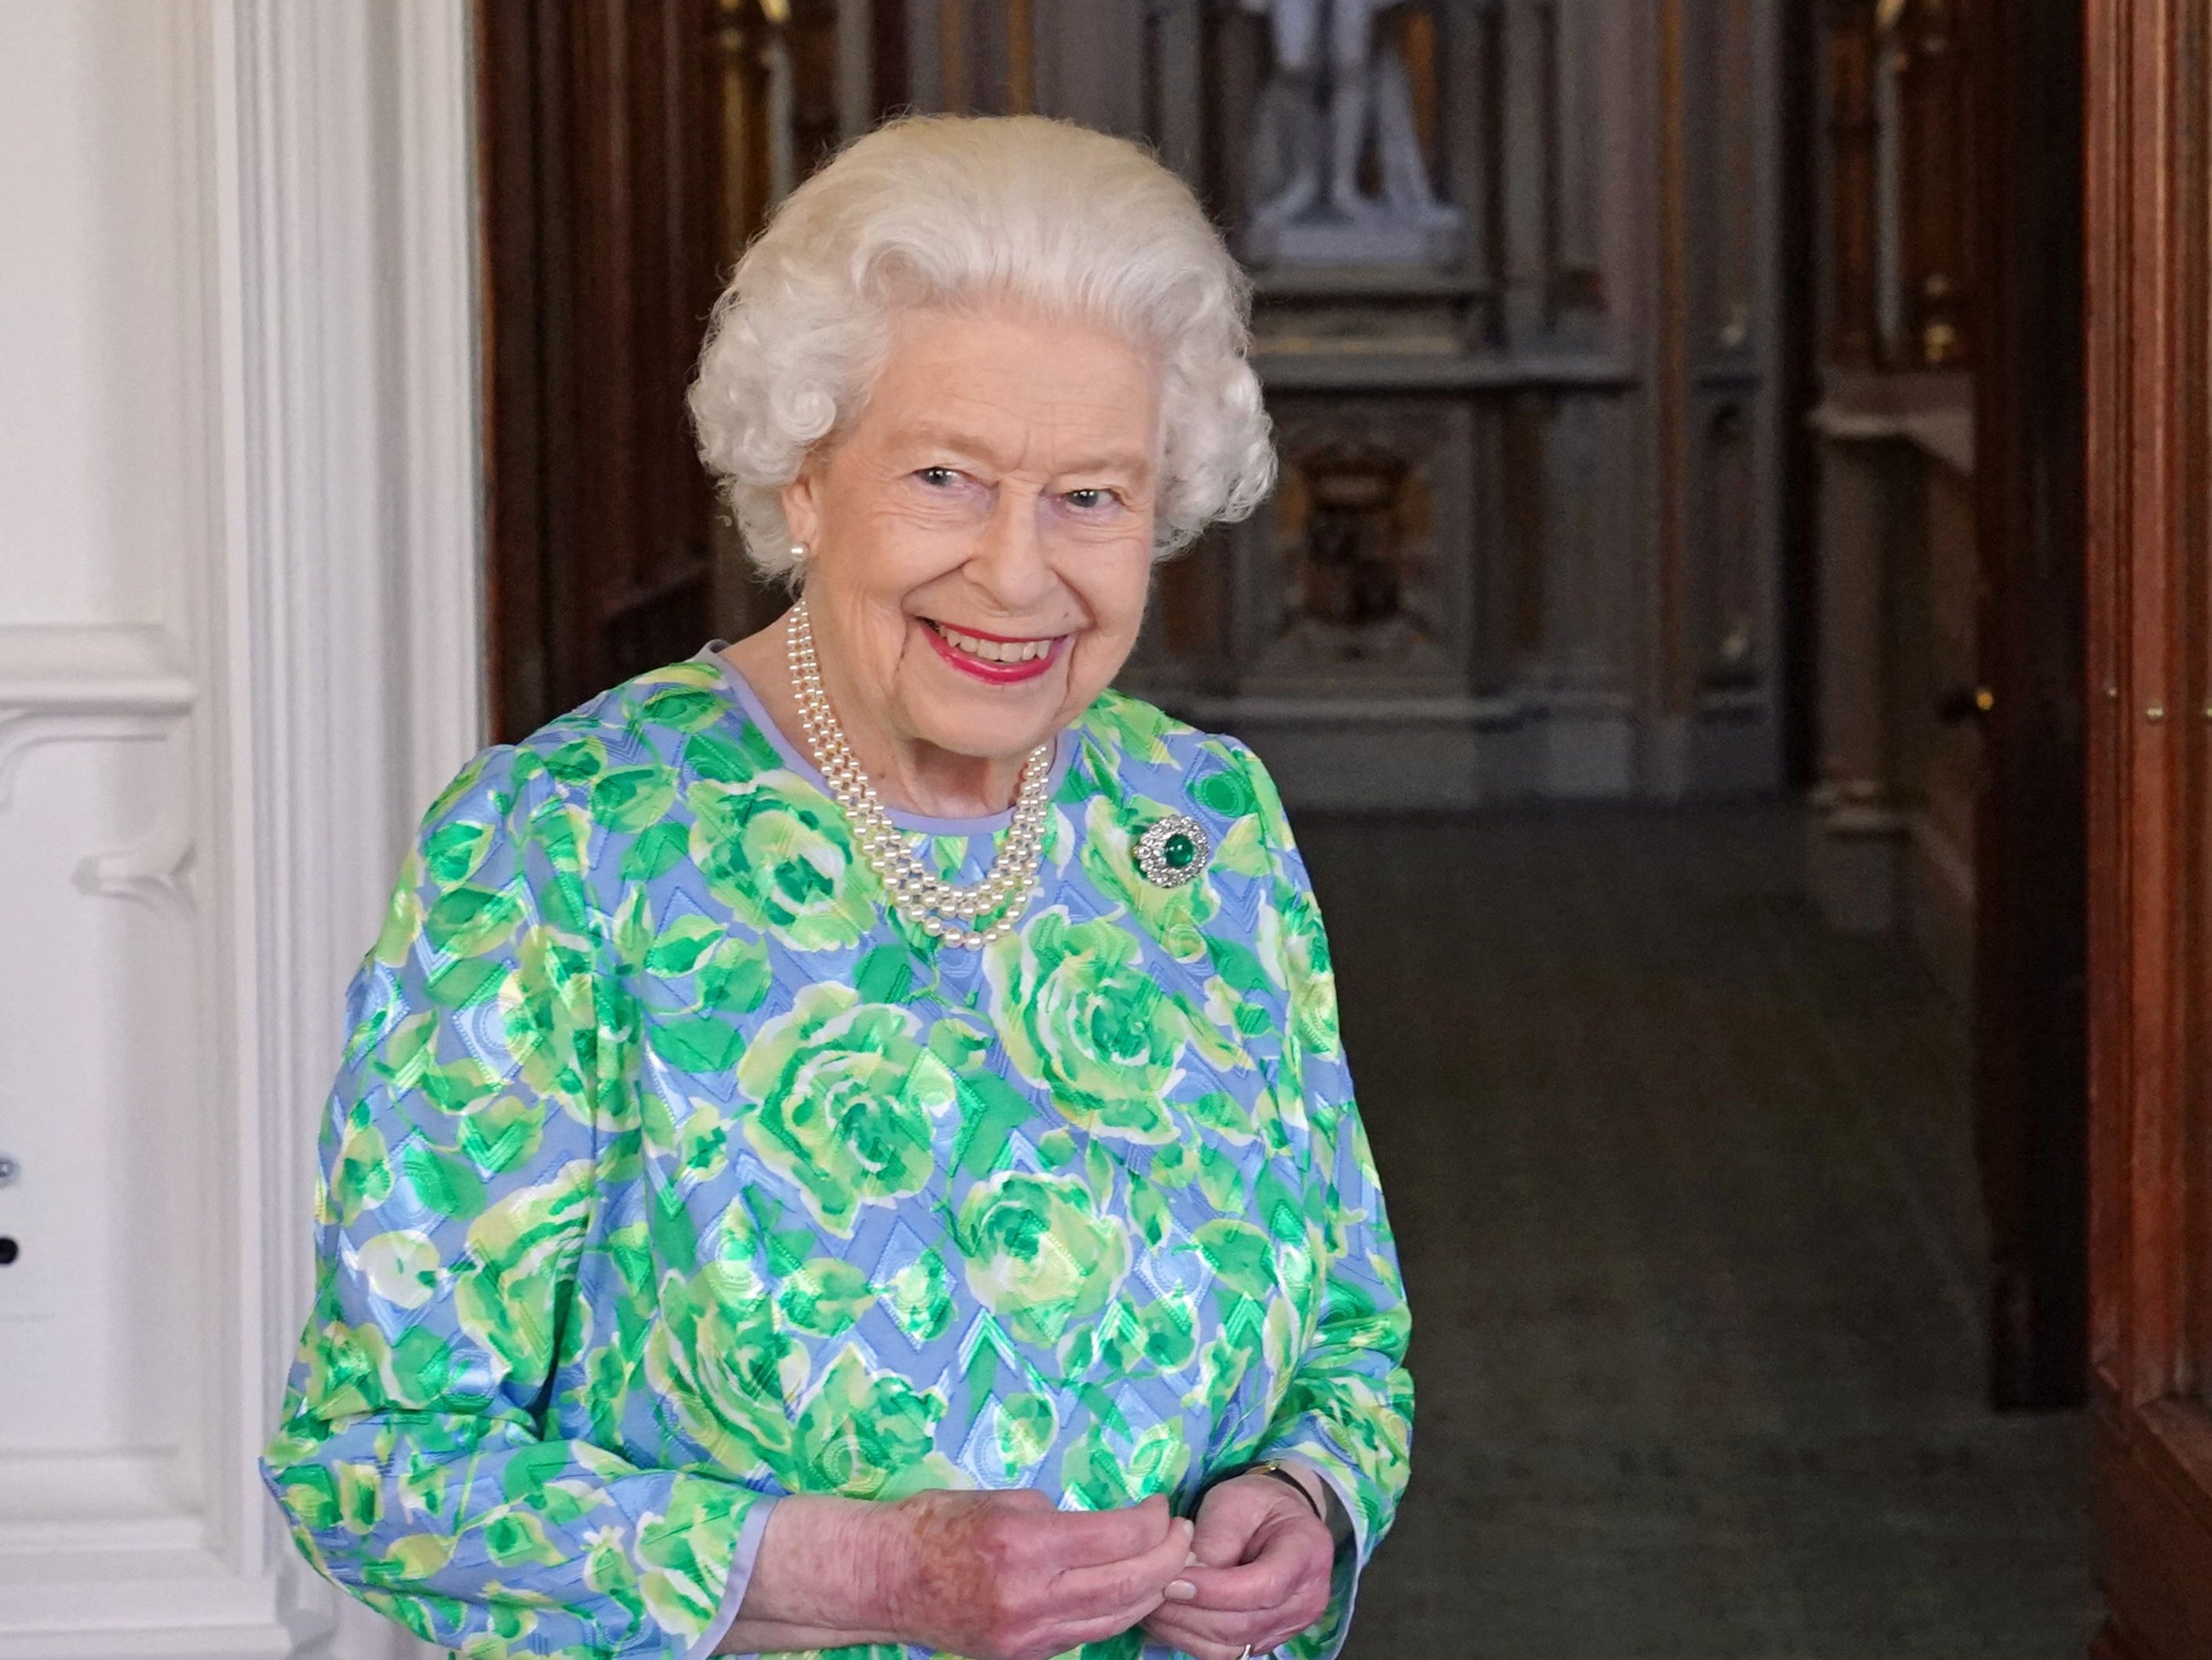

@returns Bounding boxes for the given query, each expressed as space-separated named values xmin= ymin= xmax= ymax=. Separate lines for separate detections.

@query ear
xmin=779 ymin=461 xmax=823 ymax=552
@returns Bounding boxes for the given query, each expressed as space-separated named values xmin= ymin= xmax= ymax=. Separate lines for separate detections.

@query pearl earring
xmin=789 ymin=542 xmax=808 ymax=565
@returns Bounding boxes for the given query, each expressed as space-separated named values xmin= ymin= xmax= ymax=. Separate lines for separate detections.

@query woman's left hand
xmin=1140 ymin=1470 xmax=1336 ymax=1660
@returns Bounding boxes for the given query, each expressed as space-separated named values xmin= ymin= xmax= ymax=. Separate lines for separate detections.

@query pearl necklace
xmin=785 ymin=599 xmax=1052 ymax=949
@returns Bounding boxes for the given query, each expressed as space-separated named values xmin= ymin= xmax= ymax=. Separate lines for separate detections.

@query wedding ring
xmin=1238 ymin=1647 xmax=1252 ymax=1660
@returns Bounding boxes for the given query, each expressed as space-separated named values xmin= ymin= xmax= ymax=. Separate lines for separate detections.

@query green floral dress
xmin=262 ymin=653 xmax=1413 ymax=1660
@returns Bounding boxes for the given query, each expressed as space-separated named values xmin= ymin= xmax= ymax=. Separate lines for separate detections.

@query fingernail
xmin=1185 ymin=1549 xmax=1201 ymax=1566
xmin=1165 ymin=1580 xmax=1196 ymax=1601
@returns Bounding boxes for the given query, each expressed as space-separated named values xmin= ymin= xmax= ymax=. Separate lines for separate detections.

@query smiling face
xmin=778 ymin=303 xmax=1161 ymax=797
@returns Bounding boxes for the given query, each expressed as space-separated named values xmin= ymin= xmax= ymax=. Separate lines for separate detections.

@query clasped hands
xmin=728 ymin=1470 xmax=1336 ymax=1660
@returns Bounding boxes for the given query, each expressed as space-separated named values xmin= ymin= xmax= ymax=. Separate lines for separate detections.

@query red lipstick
xmin=920 ymin=620 xmax=1066 ymax=686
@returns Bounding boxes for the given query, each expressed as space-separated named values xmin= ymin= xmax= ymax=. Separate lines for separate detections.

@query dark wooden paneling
xmin=1778 ymin=0 xmax=1820 ymax=786
xmin=2086 ymin=0 xmax=2212 ymax=1649
xmin=1972 ymin=0 xmax=2086 ymax=1411
xmin=1897 ymin=0 xmax=1977 ymax=365
xmin=1824 ymin=0 xmax=1879 ymax=366
xmin=479 ymin=0 xmax=552 ymax=734
xmin=872 ymin=0 xmax=910 ymax=117
xmin=1824 ymin=0 xmax=1978 ymax=371
xmin=479 ymin=0 xmax=726 ymax=741
xmin=2096 ymin=1403 xmax=2212 ymax=1660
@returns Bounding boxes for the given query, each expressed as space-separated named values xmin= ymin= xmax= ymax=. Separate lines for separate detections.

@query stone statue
xmin=1242 ymin=0 xmax=1463 ymax=266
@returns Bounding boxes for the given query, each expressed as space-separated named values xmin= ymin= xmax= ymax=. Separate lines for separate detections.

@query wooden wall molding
xmin=2087 ymin=0 xmax=2212 ymax=1647
xmin=2086 ymin=0 xmax=2196 ymax=1394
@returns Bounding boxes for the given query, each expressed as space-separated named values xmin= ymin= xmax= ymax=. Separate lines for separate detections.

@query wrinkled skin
xmin=888 ymin=1490 xmax=1197 ymax=1660
xmin=1143 ymin=1473 xmax=1337 ymax=1660
xmin=728 ymin=301 xmax=1161 ymax=820
xmin=721 ymin=1489 xmax=1196 ymax=1658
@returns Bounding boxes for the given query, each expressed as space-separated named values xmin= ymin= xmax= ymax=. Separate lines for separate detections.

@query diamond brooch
xmin=1135 ymin=814 xmax=1211 ymax=888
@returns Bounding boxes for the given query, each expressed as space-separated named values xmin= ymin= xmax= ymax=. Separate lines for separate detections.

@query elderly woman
xmin=262 ymin=115 xmax=1411 ymax=1660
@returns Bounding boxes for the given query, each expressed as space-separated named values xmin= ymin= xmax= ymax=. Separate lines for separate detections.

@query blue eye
xmin=1066 ymin=488 xmax=1111 ymax=511
xmin=918 ymin=467 xmax=960 ymax=489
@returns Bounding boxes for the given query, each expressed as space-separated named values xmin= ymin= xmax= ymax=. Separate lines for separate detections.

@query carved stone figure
xmin=1242 ymin=0 xmax=1463 ymax=265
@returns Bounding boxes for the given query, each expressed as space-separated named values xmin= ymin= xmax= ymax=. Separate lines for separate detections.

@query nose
xmin=964 ymin=486 xmax=1058 ymax=613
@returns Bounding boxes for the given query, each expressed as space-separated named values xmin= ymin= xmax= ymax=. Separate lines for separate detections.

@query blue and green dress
xmin=261 ymin=650 xmax=1414 ymax=1660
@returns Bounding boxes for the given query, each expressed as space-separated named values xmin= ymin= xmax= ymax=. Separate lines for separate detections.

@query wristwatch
xmin=1204 ymin=1458 xmax=1356 ymax=1545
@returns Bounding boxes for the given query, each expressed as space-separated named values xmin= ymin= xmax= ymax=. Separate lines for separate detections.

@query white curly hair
xmin=687 ymin=114 xmax=1276 ymax=581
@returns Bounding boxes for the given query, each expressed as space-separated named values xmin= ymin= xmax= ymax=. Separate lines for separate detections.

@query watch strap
xmin=1197 ymin=1458 xmax=1351 ymax=1545
xmin=1247 ymin=1460 xmax=1325 ymax=1523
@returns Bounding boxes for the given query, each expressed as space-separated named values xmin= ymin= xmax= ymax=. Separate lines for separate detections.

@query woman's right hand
xmin=880 ymin=1489 xmax=1197 ymax=1660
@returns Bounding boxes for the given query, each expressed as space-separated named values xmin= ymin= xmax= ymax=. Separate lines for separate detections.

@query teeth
xmin=935 ymin=624 xmax=1055 ymax=664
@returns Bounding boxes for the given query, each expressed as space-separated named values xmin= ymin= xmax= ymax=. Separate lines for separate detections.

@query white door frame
xmin=0 ymin=5 xmax=483 ymax=1658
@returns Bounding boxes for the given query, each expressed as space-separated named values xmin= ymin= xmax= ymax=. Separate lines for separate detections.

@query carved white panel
xmin=0 ymin=7 xmax=196 ymax=628
xmin=0 ymin=628 xmax=194 ymax=1347
xmin=0 ymin=3 xmax=482 ymax=1658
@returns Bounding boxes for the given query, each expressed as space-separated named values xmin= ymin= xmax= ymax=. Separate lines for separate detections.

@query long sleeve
xmin=1242 ymin=752 xmax=1416 ymax=1660
xmin=261 ymin=747 xmax=772 ymax=1660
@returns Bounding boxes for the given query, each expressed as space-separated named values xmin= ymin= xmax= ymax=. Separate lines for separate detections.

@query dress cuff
xmin=682 ymin=1495 xmax=779 ymax=1660
xmin=1278 ymin=1456 xmax=1364 ymax=1560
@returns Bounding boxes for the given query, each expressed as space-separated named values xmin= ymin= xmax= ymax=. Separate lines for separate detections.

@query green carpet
xmin=1302 ymin=806 xmax=2094 ymax=1660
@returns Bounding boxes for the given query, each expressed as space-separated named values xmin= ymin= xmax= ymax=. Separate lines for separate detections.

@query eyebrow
xmin=893 ymin=427 xmax=1153 ymax=479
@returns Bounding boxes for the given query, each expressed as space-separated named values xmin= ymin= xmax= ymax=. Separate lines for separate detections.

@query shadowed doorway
xmin=472 ymin=1 xmax=2094 ymax=1651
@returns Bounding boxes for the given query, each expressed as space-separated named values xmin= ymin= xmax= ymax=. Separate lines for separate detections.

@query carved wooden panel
xmin=1542 ymin=393 xmax=1642 ymax=697
xmin=1688 ymin=0 xmax=1763 ymax=358
xmin=1496 ymin=395 xmax=1551 ymax=690
xmin=1538 ymin=0 xmax=1609 ymax=329
xmin=1693 ymin=401 xmax=1764 ymax=689
xmin=1456 ymin=2 xmax=1508 ymax=323
xmin=1825 ymin=1 xmax=1881 ymax=365
xmin=781 ymin=2 xmax=1786 ymax=804
xmin=1501 ymin=0 xmax=1617 ymax=347
xmin=1666 ymin=0 xmax=1784 ymax=793
xmin=1237 ymin=399 xmax=1476 ymax=694
xmin=1820 ymin=0 xmax=1977 ymax=370
xmin=1897 ymin=0 xmax=1976 ymax=364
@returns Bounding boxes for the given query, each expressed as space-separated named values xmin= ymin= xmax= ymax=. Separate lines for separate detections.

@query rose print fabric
xmin=262 ymin=653 xmax=1414 ymax=1660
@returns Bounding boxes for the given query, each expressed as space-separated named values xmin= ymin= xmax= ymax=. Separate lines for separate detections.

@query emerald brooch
xmin=1135 ymin=814 xmax=1210 ymax=888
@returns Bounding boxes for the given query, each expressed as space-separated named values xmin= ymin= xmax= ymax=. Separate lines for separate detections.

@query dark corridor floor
xmin=1300 ymin=807 xmax=2094 ymax=1660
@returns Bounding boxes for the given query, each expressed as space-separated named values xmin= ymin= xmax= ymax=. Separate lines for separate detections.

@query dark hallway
xmin=1311 ymin=809 xmax=2093 ymax=1658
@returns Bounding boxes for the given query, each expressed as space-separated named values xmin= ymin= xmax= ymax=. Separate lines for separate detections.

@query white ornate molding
xmin=0 ymin=624 xmax=201 ymax=921
xmin=0 ymin=5 xmax=481 ymax=1659
xmin=208 ymin=3 xmax=482 ymax=1659
xmin=74 ymin=810 xmax=198 ymax=920
xmin=0 ymin=624 xmax=195 ymax=810
xmin=0 ymin=624 xmax=195 ymax=712
xmin=390 ymin=0 xmax=490 ymax=813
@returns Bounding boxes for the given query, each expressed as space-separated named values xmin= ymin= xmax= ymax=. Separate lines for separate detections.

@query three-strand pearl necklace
xmin=786 ymin=598 xmax=1052 ymax=949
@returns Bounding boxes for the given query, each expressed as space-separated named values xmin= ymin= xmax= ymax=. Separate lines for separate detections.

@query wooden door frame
xmin=1974 ymin=0 xmax=2090 ymax=1413
xmin=476 ymin=0 xmax=733 ymax=744
xmin=2086 ymin=1 xmax=2212 ymax=1654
